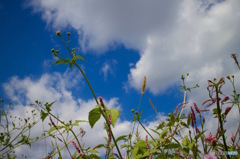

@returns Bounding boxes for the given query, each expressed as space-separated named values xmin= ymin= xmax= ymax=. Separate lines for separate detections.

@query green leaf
xmin=181 ymin=121 xmax=189 ymax=128
xmin=194 ymin=130 xmax=206 ymax=141
xmin=70 ymin=59 xmax=75 ymax=68
xmin=72 ymin=120 xmax=88 ymax=126
xmin=40 ymin=110 xmax=48 ymax=121
xmin=73 ymin=55 xmax=85 ymax=62
xmin=109 ymin=108 xmax=119 ymax=127
xmin=182 ymin=136 xmax=190 ymax=146
xmin=88 ymin=108 xmax=101 ymax=128
xmin=53 ymin=59 xmax=66 ymax=65
xmin=45 ymin=101 xmax=55 ymax=112
xmin=53 ymin=58 xmax=69 ymax=65
xmin=116 ymin=135 xmax=127 ymax=143
xmin=189 ymin=141 xmax=195 ymax=149
xmin=56 ymin=140 xmax=63 ymax=159
xmin=150 ymin=128 xmax=160 ymax=136
xmin=48 ymin=126 xmax=64 ymax=134
xmin=164 ymin=143 xmax=181 ymax=149
xmin=88 ymin=149 xmax=99 ymax=154
xmin=187 ymin=114 xmax=191 ymax=125
xmin=93 ymin=144 xmax=105 ymax=150
xmin=88 ymin=154 xmax=101 ymax=159
xmin=135 ymin=140 xmax=147 ymax=148
xmin=160 ymin=128 xmax=168 ymax=140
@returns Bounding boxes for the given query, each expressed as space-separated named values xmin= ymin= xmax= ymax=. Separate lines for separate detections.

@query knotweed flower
xmin=224 ymin=106 xmax=233 ymax=115
xmin=56 ymin=136 xmax=62 ymax=142
xmin=203 ymin=154 xmax=217 ymax=159
xmin=190 ymin=107 xmax=196 ymax=127
xmin=204 ymin=133 xmax=217 ymax=146
xmin=200 ymin=109 xmax=210 ymax=112
xmin=195 ymin=126 xmax=200 ymax=134
xmin=203 ymin=118 xmax=205 ymax=124
xmin=231 ymin=131 xmax=234 ymax=143
xmin=49 ymin=115 xmax=57 ymax=129
xmin=221 ymin=96 xmax=229 ymax=105
xmin=98 ymin=96 xmax=105 ymax=107
xmin=145 ymin=135 xmax=150 ymax=151
xmin=72 ymin=140 xmax=81 ymax=153
xmin=108 ymin=113 xmax=112 ymax=125
xmin=194 ymin=102 xmax=200 ymax=113
xmin=174 ymin=103 xmax=181 ymax=114
xmin=175 ymin=151 xmax=185 ymax=159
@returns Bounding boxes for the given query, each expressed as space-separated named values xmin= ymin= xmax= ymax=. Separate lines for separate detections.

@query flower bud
xmin=51 ymin=49 xmax=54 ymax=53
xmin=67 ymin=32 xmax=70 ymax=36
xmin=56 ymin=30 xmax=61 ymax=36
xmin=226 ymin=74 xmax=230 ymax=79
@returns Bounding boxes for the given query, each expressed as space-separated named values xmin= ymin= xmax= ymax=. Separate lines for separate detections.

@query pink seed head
xmin=194 ymin=102 xmax=200 ymax=113
xmin=98 ymin=96 xmax=105 ymax=107
xmin=221 ymin=96 xmax=229 ymax=105
xmin=224 ymin=106 xmax=233 ymax=115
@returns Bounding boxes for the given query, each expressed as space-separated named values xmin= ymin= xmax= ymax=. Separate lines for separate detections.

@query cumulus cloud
xmin=25 ymin=0 xmax=240 ymax=96
xmin=1 ymin=70 xmax=239 ymax=157
xmin=1 ymin=70 xmax=170 ymax=158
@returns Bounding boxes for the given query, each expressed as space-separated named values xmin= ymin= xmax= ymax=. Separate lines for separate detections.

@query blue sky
xmin=1 ymin=0 xmax=240 ymax=158
xmin=0 ymin=0 xmax=181 ymax=121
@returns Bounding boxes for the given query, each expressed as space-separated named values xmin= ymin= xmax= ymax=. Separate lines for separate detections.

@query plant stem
xmin=138 ymin=119 xmax=156 ymax=142
xmin=215 ymin=86 xmax=230 ymax=159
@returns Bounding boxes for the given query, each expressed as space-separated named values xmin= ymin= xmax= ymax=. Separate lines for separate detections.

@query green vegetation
xmin=1 ymin=31 xmax=239 ymax=159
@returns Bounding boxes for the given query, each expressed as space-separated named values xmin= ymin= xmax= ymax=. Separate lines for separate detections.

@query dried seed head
xmin=226 ymin=74 xmax=230 ymax=79
xmin=56 ymin=30 xmax=61 ymax=36
xmin=141 ymin=76 xmax=147 ymax=94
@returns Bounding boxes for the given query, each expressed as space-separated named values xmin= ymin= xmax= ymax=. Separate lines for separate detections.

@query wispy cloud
xmin=100 ymin=59 xmax=117 ymax=80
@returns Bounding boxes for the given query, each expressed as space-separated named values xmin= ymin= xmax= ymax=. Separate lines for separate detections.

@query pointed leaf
xmin=109 ymin=108 xmax=119 ymax=127
xmin=116 ymin=135 xmax=128 ymax=143
xmin=73 ymin=55 xmax=85 ymax=62
xmin=40 ymin=110 xmax=48 ymax=121
xmin=88 ymin=108 xmax=101 ymax=128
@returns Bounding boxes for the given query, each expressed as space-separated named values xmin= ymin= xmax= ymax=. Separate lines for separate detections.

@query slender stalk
xmin=215 ymin=86 xmax=230 ymax=159
xmin=131 ymin=94 xmax=143 ymax=145
xmin=57 ymin=34 xmax=123 ymax=158
xmin=138 ymin=120 xmax=156 ymax=142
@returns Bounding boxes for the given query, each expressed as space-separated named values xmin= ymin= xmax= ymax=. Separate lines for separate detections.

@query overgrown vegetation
xmin=1 ymin=31 xmax=239 ymax=159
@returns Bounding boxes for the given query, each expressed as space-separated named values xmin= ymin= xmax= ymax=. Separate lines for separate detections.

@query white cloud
xmin=25 ymin=0 xmax=240 ymax=96
xmin=1 ymin=71 xmax=239 ymax=157
xmin=2 ymin=70 xmax=169 ymax=158
xmin=100 ymin=60 xmax=117 ymax=80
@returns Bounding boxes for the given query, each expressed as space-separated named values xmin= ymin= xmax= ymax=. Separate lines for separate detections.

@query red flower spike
xmin=190 ymin=107 xmax=196 ymax=127
xmin=224 ymin=106 xmax=233 ymax=115
xmin=49 ymin=116 xmax=57 ymax=129
xmin=194 ymin=102 xmax=200 ymax=113
xmin=221 ymin=96 xmax=229 ymax=105
xmin=195 ymin=126 xmax=200 ymax=133
xmin=98 ymin=96 xmax=105 ymax=107
xmin=108 ymin=113 xmax=112 ymax=125
xmin=231 ymin=131 xmax=234 ymax=143
xmin=71 ymin=140 xmax=81 ymax=153
xmin=204 ymin=133 xmax=217 ymax=146
xmin=174 ymin=103 xmax=181 ymax=114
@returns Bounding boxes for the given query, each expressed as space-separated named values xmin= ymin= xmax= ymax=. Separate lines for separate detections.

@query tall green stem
xmin=215 ymin=86 xmax=230 ymax=159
